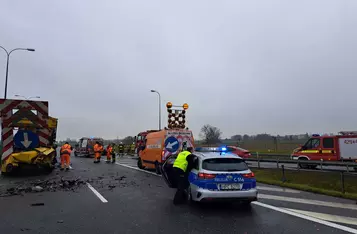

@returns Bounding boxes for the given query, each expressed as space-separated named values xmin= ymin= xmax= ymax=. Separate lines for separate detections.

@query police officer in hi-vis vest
xmin=172 ymin=146 xmax=195 ymax=205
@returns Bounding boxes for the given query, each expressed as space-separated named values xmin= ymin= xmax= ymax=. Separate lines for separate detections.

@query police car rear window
xmin=202 ymin=158 xmax=248 ymax=172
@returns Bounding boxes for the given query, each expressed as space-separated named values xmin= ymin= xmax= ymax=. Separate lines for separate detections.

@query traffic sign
xmin=165 ymin=136 xmax=179 ymax=153
xmin=14 ymin=130 xmax=40 ymax=150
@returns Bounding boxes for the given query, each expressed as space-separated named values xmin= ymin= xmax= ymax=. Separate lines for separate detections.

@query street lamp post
xmin=14 ymin=94 xmax=40 ymax=100
xmin=0 ymin=46 xmax=35 ymax=99
xmin=150 ymin=90 xmax=161 ymax=130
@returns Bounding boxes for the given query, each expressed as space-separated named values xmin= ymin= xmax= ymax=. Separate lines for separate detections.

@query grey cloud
xmin=0 ymin=0 xmax=356 ymax=140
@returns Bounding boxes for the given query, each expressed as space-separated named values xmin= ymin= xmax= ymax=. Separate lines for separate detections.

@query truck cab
xmin=75 ymin=137 xmax=104 ymax=157
xmin=291 ymin=135 xmax=337 ymax=168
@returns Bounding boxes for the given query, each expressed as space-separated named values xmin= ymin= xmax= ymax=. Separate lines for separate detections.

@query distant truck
xmin=138 ymin=129 xmax=194 ymax=174
xmin=291 ymin=131 xmax=357 ymax=169
xmin=74 ymin=137 xmax=104 ymax=157
xmin=134 ymin=130 xmax=159 ymax=155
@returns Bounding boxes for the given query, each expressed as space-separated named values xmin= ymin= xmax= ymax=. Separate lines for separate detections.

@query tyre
xmin=155 ymin=162 xmax=162 ymax=175
xmin=241 ymin=200 xmax=252 ymax=208
xmin=5 ymin=163 xmax=14 ymax=174
xmin=298 ymin=158 xmax=309 ymax=169
xmin=137 ymin=157 xmax=144 ymax=169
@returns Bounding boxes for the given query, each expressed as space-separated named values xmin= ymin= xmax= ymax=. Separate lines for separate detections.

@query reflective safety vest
xmin=94 ymin=144 xmax=103 ymax=153
xmin=60 ymin=144 xmax=72 ymax=155
xmin=107 ymin=146 xmax=113 ymax=155
xmin=173 ymin=151 xmax=191 ymax=172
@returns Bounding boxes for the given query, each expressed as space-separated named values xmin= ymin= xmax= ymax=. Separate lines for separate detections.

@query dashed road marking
xmin=284 ymin=208 xmax=357 ymax=227
xmin=258 ymin=194 xmax=357 ymax=211
xmin=253 ymin=202 xmax=357 ymax=234
xmin=86 ymin=182 xmax=108 ymax=203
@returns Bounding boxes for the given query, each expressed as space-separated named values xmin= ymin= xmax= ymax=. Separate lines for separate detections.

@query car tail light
xmin=242 ymin=172 xmax=255 ymax=178
xmin=198 ymin=173 xmax=216 ymax=179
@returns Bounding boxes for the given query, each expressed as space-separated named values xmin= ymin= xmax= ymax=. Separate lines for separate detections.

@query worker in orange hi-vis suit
xmin=93 ymin=141 xmax=103 ymax=163
xmin=106 ymin=143 xmax=115 ymax=163
xmin=60 ymin=142 xmax=72 ymax=171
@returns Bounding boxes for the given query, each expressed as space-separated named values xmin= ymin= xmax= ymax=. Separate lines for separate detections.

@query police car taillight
xmin=242 ymin=172 xmax=255 ymax=178
xmin=198 ymin=173 xmax=216 ymax=179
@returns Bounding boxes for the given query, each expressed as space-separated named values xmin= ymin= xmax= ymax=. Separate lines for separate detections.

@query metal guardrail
xmin=246 ymin=158 xmax=357 ymax=194
xmin=245 ymin=158 xmax=357 ymax=168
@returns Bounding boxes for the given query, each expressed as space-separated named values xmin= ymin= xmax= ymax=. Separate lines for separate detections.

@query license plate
xmin=218 ymin=183 xmax=242 ymax=190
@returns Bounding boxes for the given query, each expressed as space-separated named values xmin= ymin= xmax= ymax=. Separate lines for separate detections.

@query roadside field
xmin=253 ymin=168 xmax=357 ymax=200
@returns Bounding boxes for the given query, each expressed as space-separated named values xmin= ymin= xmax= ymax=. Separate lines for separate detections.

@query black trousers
xmin=173 ymin=167 xmax=189 ymax=204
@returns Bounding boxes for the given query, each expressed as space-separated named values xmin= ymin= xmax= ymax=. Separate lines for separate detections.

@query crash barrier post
xmin=341 ymin=172 xmax=345 ymax=194
xmin=257 ymin=152 xmax=260 ymax=169
xmin=281 ymin=165 xmax=286 ymax=182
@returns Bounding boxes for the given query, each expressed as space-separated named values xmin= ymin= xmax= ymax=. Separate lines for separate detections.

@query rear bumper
xmin=191 ymin=185 xmax=258 ymax=202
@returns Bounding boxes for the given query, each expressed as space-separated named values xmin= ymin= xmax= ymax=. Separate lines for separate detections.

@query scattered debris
xmin=1 ymin=173 xmax=133 ymax=197
xmin=115 ymin=176 xmax=126 ymax=181
xmin=57 ymin=220 xmax=64 ymax=224
xmin=31 ymin=203 xmax=44 ymax=206
xmin=0 ymin=177 xmax=87 ymax=197
xmin=33 ymin=186 xmax=43 ymax=192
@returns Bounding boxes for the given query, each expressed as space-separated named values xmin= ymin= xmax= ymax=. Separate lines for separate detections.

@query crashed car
xmin=1 ymin=147 xmax=56 ymax=174
xmin=161 ymin=146 xmax=258 ymax=204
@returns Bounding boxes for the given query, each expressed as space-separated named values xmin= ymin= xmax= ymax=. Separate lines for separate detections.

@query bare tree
xmin=122 ymin=136 xmax=135 ymax=144
xmin=200 ymin=124 xmax=222 ymax=144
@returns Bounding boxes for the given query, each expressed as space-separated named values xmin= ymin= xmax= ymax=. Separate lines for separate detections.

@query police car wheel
xmin=241 ymin=201 xmax=252 ymax=207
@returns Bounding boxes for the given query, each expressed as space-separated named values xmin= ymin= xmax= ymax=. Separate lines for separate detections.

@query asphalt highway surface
xmin=0 ymin=154 xmax=356 ymax=234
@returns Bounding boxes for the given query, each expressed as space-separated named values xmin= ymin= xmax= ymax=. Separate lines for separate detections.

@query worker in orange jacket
xmin=94 ymin=141 xmax=104 ymax=163
xmin=60 ymin=142 xmax=72 ymax=171
xmin=106 ymin=143 xmax=115 ymax=163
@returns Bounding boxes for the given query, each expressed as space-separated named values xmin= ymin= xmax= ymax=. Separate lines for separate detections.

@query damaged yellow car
xmin=1 ymin=147 xmax=56 ymax=175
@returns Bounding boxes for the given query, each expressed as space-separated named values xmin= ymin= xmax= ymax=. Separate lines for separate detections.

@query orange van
xmin=137 ymin=129 xmax=194 ymax=174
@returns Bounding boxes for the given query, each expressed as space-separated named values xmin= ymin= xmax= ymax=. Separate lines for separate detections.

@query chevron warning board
xmin=0 ymin=99 xmax=50 ymax=163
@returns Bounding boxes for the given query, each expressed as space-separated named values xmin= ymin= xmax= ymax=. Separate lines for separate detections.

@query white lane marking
xmin=284 ymin=208 xmax=357 ymax=227
xmin=258 ymin=194 xmax=357 ymax=211
xmin=115 ymin=163 xmax=161 ymax=177
xmin=253 ymin=202 xmax=357 ymax=234
xmin=257 ymin=186 xmax=300 ymax=193
xmin=86 ymin=183 xmax=108 ymax=203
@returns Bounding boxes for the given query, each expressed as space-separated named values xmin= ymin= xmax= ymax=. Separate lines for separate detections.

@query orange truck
xmin=137 ymin=101 xmax=193 ymax=174
xmin=137 ymin=128 xmax=194 ymax=174
xmin=291 ymin=131 xmax=357 ymax=169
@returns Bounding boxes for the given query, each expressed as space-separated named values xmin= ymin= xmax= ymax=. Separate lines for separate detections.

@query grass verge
xmin=252 ymin=168 xmax=357 ymax=201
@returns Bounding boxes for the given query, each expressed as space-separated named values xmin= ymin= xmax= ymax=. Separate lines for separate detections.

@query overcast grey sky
xmin=1 ymin=0 xmax=356 ymax=140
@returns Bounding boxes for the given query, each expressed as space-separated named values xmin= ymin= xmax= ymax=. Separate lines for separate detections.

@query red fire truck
xmin=291 ymin=131 xmax=357 ymax=169
xmin=134 ymin=130 xmax=159 ymax=155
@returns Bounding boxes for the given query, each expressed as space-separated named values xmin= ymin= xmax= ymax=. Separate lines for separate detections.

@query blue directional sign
xmin=165 ymin=136 xmax=179 ymax=153
xmin=14 ymin=130 xmax=40 ymax=150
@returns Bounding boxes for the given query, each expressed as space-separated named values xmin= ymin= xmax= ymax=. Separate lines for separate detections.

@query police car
xmin=161 ymin=146 xmax=258 ymax=204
